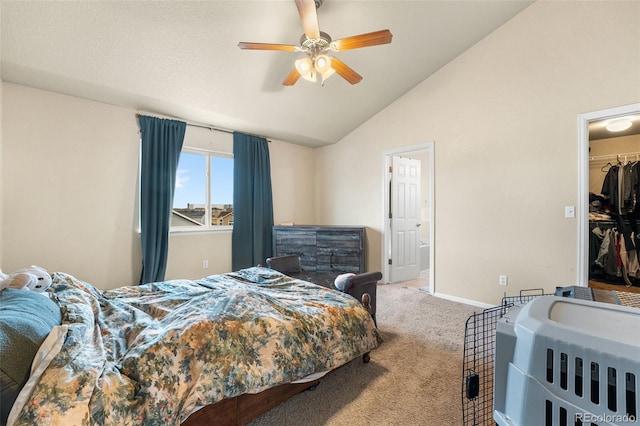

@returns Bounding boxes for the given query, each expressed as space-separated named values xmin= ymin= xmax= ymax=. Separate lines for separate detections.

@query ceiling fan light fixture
xmin=314 ymin=55 xmax=331 ymax=73
xmin=316 ymin=56 xmax=335 ymax=85
xmin=295 ymin=58 xmax=317 ymax=82
xmin=238 ymin=0 xmax=393 ymax=86
xmin=315 ymin=54 xmax=335 ymax=84
xmin=295 ymin=57 xmax=312 ymax=74
xmin=606 ymin=118 xmax=633 ymax=132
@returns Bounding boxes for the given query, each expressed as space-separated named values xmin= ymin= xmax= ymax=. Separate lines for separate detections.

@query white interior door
xmin=390 ymin=155 xmax=421 ymax=282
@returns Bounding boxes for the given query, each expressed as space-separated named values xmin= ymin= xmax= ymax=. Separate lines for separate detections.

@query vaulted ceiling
xmin=1 ymin=0 xmax=533 ymax=147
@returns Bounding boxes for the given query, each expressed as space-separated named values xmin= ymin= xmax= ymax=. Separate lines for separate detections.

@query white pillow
xmin=7 ymin=325 xmax=68 ymax=426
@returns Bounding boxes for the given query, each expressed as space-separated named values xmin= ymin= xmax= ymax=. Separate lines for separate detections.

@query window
xmin=171 ymin=149 xmax=234 ymax=231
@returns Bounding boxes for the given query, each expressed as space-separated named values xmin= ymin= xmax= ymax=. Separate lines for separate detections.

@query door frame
xmin=577 ymin=102 xmax=640 ymax=287
xmin=382 ymin=142 xmax=435 ymax=292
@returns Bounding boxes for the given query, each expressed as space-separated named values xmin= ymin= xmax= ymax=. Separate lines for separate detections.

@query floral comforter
xmin=11 ymin=267 xmax=378 ymax=425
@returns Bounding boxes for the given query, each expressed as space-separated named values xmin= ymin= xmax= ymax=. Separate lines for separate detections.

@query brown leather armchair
xmin=266 ymin=255 xmax=381 ymax=326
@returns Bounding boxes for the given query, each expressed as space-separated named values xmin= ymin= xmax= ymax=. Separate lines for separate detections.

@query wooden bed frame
xmin=182 ymin=379 xmax=321 ymax=426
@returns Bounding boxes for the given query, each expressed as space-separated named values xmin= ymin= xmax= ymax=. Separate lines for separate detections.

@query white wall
xmin=2 ymin=83 xmax=317 ymax=288
xmin=3 ymin=84 xmax=141 ymax=288
xmin=269 ymin=139 xmax=317 ymax=226
xmin=316 ymin=1 xmax=640 ymax=305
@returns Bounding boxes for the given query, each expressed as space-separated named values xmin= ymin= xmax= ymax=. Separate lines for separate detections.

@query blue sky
xmin=173 ymin=153 xmax=233 ymax=208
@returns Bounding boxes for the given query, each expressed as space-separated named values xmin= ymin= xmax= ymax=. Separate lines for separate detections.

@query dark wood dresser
xmin=272 ymin=225 xmax=365 ymax=274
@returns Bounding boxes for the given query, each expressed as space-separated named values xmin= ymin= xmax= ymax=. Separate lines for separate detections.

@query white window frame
xmin=170 ymin=146 xmax=234 ymax=234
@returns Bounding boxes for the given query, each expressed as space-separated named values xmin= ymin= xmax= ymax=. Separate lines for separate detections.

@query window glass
xmin=171 ymin=150 xmax=233 ymax=231
xmin=210 ymin=156 xmax=234 ymax=227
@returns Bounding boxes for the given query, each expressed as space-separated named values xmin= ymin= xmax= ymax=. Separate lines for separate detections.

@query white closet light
xmin=606 ymin=118 xmax=633 ymax=132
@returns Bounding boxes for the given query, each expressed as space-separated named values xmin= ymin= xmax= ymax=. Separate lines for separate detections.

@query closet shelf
xmin=589 ymin=151 xmax=640 ymax=162
xmin=590 ymin=219 xmax=640 ymax=227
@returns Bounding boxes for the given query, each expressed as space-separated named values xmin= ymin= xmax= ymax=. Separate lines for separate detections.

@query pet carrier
xmin=493 ymin=296 xmax=640 ymax=426
xmin=462 ymin=289 xmax=551 ymax=425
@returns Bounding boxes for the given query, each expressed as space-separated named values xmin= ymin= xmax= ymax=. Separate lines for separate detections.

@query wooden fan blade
xmin=283 ymin=68 xmax=302 ymax=86
xmin=295 ymin=0 xmax=320 ymax=40
xmin=238 ymin=42 xmax=298 ymax=52
xmin=331 ymin=57 xmax=363 ymax=85
xmin=332 ymin=29 xmax=393 ymax=51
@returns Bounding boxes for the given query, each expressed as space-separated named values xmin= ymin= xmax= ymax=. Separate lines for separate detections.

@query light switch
xmin=564 ymin=206 xmax=575 ymax=218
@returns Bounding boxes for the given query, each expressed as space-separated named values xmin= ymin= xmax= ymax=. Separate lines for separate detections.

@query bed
xmin=0 ymin=266 xmax=379 ymax=425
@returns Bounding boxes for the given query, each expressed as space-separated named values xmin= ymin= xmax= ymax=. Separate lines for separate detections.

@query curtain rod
xmin=135 ymin=112 xmax=271 ymax=142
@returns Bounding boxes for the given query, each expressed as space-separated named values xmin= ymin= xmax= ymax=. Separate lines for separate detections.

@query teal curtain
xmin=138 ymin=115 xmax=186 ymax=284
xmin=232 ymin=132 xmax=274 ymax=270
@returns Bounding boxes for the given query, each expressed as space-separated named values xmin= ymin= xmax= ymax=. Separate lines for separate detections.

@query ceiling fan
xmin=237 ymin=0 xmax=393 ymax=86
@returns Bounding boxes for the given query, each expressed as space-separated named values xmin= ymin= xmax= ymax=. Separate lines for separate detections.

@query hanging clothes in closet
xmin=590 ymin=156 xmax=640 ymax=286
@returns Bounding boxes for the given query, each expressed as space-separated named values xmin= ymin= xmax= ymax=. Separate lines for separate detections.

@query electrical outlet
xmin=499 ymin=275 xmax=508 ymax=286
xmin=202 ymin=260 xmax=209 ymax=269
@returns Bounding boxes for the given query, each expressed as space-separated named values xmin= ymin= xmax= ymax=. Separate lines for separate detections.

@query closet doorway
xmin=382 ymin=142 xmax=435 ymax=292
xmin=578 ymin=103 xmax=640 ymax=287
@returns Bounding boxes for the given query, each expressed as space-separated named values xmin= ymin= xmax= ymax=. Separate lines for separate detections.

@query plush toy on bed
xmin=334 ymin=273 xmax=356 ymax=291
xmin=0 ymin=266 xmax=52 ymax=292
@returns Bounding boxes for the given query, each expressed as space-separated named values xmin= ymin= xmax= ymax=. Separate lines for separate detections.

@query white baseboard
xmin=433 ymin=292 xmax=496 ymax=309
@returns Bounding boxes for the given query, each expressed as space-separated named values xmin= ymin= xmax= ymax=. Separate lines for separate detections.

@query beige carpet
xmin=250 ymin=283 xmax=480 ymax=426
